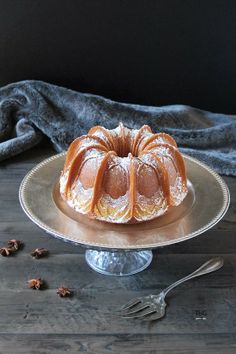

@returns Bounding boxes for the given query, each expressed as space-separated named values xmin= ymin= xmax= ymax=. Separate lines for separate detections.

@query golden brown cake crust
xmin=60 ymin=123 xmax=188 ymax=224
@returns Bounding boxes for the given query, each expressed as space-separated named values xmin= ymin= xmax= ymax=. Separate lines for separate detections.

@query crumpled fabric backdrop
xmin=0 ymin=80 xmax=235 ymax=175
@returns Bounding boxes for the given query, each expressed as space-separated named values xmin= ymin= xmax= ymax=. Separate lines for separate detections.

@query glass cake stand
xmin=19 ymin=153 xmax=230 ymax=276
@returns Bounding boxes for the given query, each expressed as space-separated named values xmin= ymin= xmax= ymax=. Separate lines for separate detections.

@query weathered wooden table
xmin=0 ymin=145 xmax=235 ymax=353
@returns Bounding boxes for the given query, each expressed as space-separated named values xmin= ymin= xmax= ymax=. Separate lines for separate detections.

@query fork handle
xmin=162 ymin=257 xmax=224 ymax=296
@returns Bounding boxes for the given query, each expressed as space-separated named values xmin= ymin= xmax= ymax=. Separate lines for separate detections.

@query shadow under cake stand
xmin=19 ymin=153 xmax=230 ymax=276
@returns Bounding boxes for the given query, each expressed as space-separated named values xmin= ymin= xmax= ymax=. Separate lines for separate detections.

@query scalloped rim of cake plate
xmin=19 ymin=153 xmax=230 ymax=251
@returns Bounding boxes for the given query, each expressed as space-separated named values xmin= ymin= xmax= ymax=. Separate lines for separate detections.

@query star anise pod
xmin=57 ymin=287 xmax=72 ymax=297
xmin=0 ymin=247 xmax=13 ymax=257
xmin=7 ymin=239 xmax=22 ymax=250
xmin=31 ymin=248 xmax=48 ymax=259
xmin=28 ymin=278 xmax=43 ymax=290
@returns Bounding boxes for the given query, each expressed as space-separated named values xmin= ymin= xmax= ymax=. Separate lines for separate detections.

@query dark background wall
xmin=0 ymin=0 xmax=236 ymax=113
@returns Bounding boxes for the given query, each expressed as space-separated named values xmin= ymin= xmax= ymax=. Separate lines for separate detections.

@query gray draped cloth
xmin=0 ymin=80 xmax=235 ymax=175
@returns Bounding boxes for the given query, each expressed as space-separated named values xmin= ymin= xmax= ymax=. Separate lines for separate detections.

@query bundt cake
xmin=59 ymin=123 xmax=188 ymax=224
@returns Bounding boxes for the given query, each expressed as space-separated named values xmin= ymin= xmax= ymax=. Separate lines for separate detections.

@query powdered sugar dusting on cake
xmin=59 ymin=123 xmax=188 ymax=223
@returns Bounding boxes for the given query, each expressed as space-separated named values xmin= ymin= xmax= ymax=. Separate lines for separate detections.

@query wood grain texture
xmin=0 ymin=146 xmax=235 ymax=353
xmin=0 ymin=334 xmax=236 ymax=354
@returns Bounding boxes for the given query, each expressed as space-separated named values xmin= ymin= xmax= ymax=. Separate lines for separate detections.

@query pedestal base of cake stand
xmin=85 ymin=249 xmax=153 ymax=276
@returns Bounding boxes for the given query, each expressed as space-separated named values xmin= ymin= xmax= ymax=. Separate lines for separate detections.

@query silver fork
xmin=119 ymin=257 xmax=224 ymax=321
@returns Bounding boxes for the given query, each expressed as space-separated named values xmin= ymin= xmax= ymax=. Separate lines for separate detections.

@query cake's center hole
xmin=117 ymin=142 xmax=137 ymax=158
xmin=116 ymin=135 xmax=137 ymax=157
